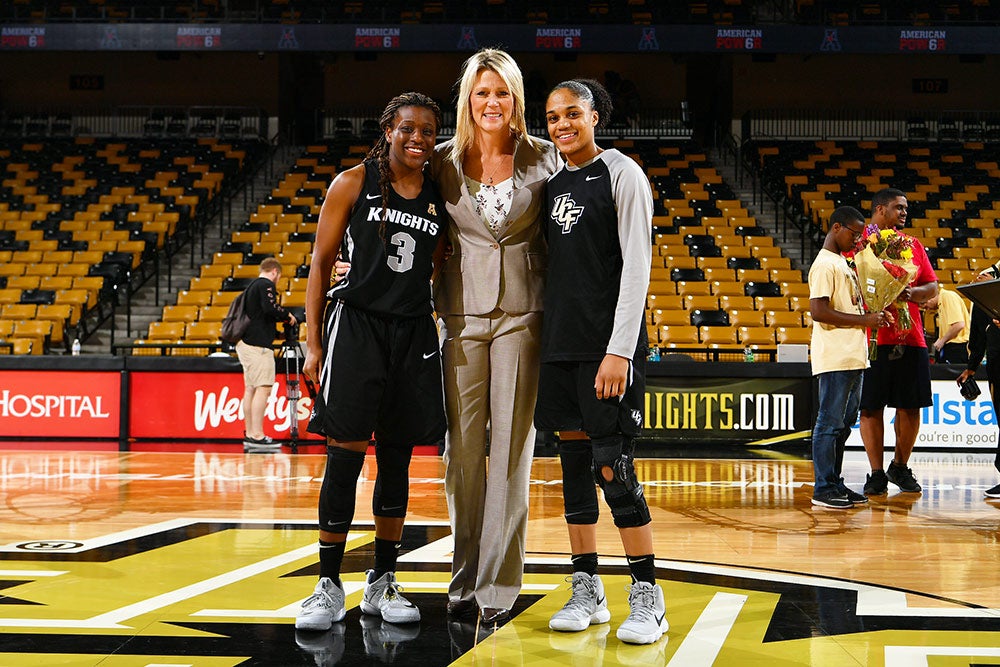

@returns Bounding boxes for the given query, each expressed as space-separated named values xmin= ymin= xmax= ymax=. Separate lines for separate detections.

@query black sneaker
xmin=244 ymin=434 xmax=278 ymax=447
xmin=840 ymin=487 xmax=869 ymax=504
xmin=985 ymin=483 xmax=1000 ymax=499
xmin=863 ymin=469 xmax=889 ymax=495
xmin=886 ymin=460 xmax=921 ymax=493
xmin=811 ymin=493 xmax=853 ymax=509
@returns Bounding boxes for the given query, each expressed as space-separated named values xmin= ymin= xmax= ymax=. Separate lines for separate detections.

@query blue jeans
xmin=812 ymin=370 xmax=863 ymax=498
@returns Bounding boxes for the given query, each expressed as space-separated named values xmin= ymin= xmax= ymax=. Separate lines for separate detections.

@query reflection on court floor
xmin=0 ymin=448 xmax=998 ymax=666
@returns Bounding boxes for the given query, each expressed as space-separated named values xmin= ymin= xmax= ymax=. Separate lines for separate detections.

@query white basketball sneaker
xmin=360 ymin=570 xmax=420 ymax=623
xmin=295 ymin=577 xmax=346 ymax=631
xmin=549 ymin=572 xmax=612 ymax=632
xmin=616 ymin=581 xmax=669 ymax=645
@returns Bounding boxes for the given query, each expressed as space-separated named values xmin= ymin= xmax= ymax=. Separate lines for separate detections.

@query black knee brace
xmin=591 ymin=435 xmax=650 ymax=528
xmin=373 ymin=444 xmax=413 ymax=518
xmin=559 ymin=439 xmax=599 ymax=525
xmin=319 ymin=446 xmax=366 ymax=533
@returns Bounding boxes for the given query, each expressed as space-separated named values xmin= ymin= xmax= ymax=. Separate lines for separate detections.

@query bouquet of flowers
xmin=852 ymin=224 xmax=918 ymax=359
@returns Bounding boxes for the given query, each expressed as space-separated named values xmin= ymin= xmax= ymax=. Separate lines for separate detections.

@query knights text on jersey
xmin=328 ymin=160 xmax=445 ymax=318
xmin=541 ymin=149 xmax=652 ymax=362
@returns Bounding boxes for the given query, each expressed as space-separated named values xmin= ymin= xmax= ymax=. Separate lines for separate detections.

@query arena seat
xmin=767 ymin=310 xmax=804 ymax=327
xmin=738 ymin=326 xmax=777 ymax=347
xmin=728 ymin=309 xmax=766 ymax=328
xmin=651 ymin=309 xmax=690 ymax=326
xmin=699 ymin=326 xmax=739 ymax=346
xmin=690 ymin=309 xmax=730 ymax=327
xmin=776 ymin=326 xmax=813 ymax=345
xmin=658 ymin=325 xmax=700 ymax=347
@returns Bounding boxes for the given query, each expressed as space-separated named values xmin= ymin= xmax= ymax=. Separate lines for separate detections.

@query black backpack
xmin=220 ymin=289 xmax=252 ymax=344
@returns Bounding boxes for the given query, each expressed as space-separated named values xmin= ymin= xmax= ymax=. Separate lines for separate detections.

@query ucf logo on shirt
xmin=551 ymin=193 xmax=585 ymax=234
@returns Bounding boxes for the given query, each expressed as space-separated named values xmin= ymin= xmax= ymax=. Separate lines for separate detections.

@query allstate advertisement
xmin=845 ymin=379 xmax=997 ymax=450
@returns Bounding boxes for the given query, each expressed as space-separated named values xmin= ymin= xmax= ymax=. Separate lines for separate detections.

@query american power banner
xmin=0 ymin=370 xmax=121 ymax=438
xmin=128 ymin=371 xmax=320 ymax=441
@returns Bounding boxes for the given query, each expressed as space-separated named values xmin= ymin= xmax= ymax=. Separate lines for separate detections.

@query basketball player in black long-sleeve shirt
xmin=535 ymin=79 xmax=667 ymax=646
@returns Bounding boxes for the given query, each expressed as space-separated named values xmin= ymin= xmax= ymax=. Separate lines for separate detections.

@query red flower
xmin=881 ymin=261 xmax=909 ymax=280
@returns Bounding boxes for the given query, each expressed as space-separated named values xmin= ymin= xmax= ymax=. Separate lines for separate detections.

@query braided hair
xmin=550 ymin=78 xmax=614 ymax=131
xmin=365 ymin=91 xmax=442 ymax=247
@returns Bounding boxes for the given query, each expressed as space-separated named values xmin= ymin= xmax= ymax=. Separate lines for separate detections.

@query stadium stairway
xmin=80 ymin=144 xmax=301 ymax=354
xmin=710 ymin=145 xmax=813 ymax=272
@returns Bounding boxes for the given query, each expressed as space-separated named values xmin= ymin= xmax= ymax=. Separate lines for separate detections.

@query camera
xmin=283 ymin=320 xmax=300 ymax=343
xmin=283 ymin=307 xmax=305 ymax=343
xmin=960 ymin=376 xmax=981 ymax=401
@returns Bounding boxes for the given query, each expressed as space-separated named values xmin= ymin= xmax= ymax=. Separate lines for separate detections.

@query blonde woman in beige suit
xmin=433 ymin=48 xmax=560 ymax=625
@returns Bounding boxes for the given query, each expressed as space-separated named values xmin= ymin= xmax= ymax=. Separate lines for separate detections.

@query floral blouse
xmin=466 ymin=176 xmax=513 ymax=237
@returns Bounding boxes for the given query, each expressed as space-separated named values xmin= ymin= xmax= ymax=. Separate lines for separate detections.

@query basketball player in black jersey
xmin=296 ymin=92 xmax=447 ymax=635
xmin=535 ymin=79 xmax=668 ymax=646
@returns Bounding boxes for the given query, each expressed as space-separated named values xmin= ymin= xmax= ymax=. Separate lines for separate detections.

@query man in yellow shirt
xmin=924 ymin=288 xmax=970 ymax=364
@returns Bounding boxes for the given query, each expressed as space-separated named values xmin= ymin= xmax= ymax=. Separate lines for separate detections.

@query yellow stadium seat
xmin=728 ymin=310 xmax=766 ymax=328
xmin=1 ymin=304 xmax=36 ymax=320
xmin=719 ymin=295 xmax=755 ymax=311
xmin=199 ymin=305 xmax=231 ymax=321
xmin=658 ymin=325 xmax=699 ymax=347
xmin=651 ymin=309 xmax=691 ymax=326
xmin=186 ymin=321 xmax=222 ymax=341
xmin=683 ymin=294 xmax=719 ymax=311
xmin=776 ymin=326 xmax=812 ymax=345
xmin=766 ymin=310 xmax=803 ymax=327
xmin=699 ymin=326 xmax=739 ymax=346
xmin=147 ymin=321 xmax=185 ymax=341
xmin=738 ymin=326 xmax=776 ymax=346
xmin=755 ymin=296 xmax=789 ymax=312
xmin=176 ymin=290 xmax=214 ymax=307
xmin=781 ymin=282 xmax=811 ymax=298
xmin=162 ymin=305 xmax=201 ymax=323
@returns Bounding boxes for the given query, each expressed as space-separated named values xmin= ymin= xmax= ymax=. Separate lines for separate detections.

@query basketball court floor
xmin=0 ymin=444 xmax=998 ymax=666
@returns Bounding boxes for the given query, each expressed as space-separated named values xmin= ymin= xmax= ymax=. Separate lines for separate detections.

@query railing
xmin=649 ymin=347 xmax=779 ymax=363
xmin=742 ymin=108 xmax=1000 ymax=143
xmin=317 ymin=107 xmax=692 ymax=141
xmin=0 ymin=106 xmax=269 ymax=140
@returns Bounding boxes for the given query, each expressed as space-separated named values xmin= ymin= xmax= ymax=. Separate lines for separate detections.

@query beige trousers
xmin=440 ymin=309 xmax=542 ymax=610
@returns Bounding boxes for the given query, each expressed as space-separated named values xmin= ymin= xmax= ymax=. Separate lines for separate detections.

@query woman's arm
xmin=596 ymin=154 xmax=652 ymax=400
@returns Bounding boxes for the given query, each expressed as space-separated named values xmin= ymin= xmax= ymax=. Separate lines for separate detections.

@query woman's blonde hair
xmin=448 ymin=48 xmax=539 ymax=163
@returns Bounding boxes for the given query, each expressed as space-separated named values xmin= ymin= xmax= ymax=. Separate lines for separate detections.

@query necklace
xmin=482 ymin=153 xmax=510 ymax=185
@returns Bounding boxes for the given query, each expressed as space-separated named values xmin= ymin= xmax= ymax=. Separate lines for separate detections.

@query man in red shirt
xmin=859 ymin=188 xmax=938 ymax=495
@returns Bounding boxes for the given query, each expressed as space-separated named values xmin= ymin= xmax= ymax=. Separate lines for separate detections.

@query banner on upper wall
xmin=642 ymin=375 xmax=814 ymax=444
xmin=844 ymin=378 xmax=997 ymax=450
xmin=0 ymin=370 xmax=121 ymax=438
xmin=0 ymin=23 xmax=995 ymax=54
xmin=128 ymin=371 xmax=321 ymax=441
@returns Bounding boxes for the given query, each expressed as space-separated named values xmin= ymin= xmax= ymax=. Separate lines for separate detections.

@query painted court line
xmin=667 ymin=592 xmax=747 ymax=666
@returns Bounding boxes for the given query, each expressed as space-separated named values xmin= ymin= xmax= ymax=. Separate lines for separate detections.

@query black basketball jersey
xmin=328 ymin=159 xmax=445 ymax=318
xmin=541 ymin=149 xmax=652 ymax=362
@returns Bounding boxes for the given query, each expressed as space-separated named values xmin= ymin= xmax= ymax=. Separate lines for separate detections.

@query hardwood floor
xmin=0 ymin=446 xmax=998 ymax=665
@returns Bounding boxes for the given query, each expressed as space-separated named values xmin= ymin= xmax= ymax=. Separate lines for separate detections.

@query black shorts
xmin=860 ymin=344 xmax=932 ymax=411
xmin=534 ymin=350 xmax=645 ymax=437
xmin=307 ymin=302 xmax=446 ymax=446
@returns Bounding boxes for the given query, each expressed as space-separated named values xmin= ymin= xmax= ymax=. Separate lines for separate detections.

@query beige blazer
xmin=432 ymin=136 xmax=561 ymax=316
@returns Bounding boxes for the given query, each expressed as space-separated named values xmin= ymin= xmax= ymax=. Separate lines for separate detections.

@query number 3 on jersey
xmin=387 ymin=231 xmax=416 ymax=273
